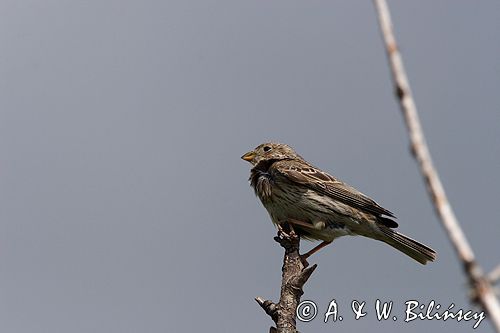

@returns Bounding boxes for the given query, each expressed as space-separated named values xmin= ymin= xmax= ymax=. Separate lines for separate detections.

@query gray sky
xmin=1 ymin=1 xmax=499 ymax=332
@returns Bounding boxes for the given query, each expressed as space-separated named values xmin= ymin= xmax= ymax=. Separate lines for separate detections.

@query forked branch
xmin=256 ymin=225 xmax=317 ymax=333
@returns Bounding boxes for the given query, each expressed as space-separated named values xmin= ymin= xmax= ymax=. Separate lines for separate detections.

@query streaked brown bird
xmin=242 ymin=142 xmax=436 ymax=265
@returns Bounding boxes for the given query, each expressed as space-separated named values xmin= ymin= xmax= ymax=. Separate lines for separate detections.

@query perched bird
xmin=242 ymin=142 xmax=436 ymax=265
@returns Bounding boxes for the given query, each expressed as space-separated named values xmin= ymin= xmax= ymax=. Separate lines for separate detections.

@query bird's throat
xmin=250 ymin=168 xmax=274 ymax=201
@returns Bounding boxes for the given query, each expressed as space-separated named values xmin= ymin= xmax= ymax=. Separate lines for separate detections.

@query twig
xmin=373 ymin=0 xmax=500 ymax=331
xmin=256 ymin=225 xmax=317 ymax=333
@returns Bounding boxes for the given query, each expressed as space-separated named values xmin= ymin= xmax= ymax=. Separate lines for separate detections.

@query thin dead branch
xmin=256 ymin=225 xmax=317 ymax=333
xmin=373 ymin=0 xmax=500 ymax=331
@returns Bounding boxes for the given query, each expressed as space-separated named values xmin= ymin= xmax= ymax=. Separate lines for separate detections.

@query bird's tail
xmin=378 ymin=227 xmax=436 ymax=265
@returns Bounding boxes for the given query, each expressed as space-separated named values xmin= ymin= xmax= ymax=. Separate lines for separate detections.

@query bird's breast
xmin=250 ymin=169 xmax=274 ymax=202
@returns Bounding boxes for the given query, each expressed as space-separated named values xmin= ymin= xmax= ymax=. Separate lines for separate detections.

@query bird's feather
xmin=272 ymin=159 xmax=396 ymax=218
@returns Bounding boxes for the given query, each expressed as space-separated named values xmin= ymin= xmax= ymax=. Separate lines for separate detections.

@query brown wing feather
xmin=272 ymin=160 xmax=396 ymax=218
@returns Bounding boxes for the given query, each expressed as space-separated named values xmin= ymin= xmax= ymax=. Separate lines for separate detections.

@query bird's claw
xmin=277 ymin=223 xmax=298 ymax=240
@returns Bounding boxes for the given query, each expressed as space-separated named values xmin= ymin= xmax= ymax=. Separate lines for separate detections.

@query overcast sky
xmin=1 ymin=1 xmax=499 ymax=332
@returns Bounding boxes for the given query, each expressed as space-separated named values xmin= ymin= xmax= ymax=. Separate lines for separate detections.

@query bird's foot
xmin=274 ymin=222 xmax=300 ymax=254
xmin=276 ymin=222 xmax=298 ymax=240
xmin=275 ymin=222 xmax=311 ymax=267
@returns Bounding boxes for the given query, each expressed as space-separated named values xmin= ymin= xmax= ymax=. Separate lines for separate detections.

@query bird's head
xmin=241 ymin=142 xmax=301 ymax=166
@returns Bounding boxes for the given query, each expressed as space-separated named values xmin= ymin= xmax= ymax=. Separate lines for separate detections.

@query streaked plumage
xmin=242 ymin=142 xmax=436 ymax=265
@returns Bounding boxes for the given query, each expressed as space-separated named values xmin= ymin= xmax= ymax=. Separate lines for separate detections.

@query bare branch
xmin=256 ymin=224 xmax=317 ymax=333
xmin=373 ymin=0 xmax=500 ymax=331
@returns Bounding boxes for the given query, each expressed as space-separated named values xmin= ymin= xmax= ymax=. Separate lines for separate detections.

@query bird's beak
xmin=241 ymin=151 xmax=255 ymax=162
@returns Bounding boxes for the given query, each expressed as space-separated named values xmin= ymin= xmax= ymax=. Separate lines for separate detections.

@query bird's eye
xmin=263 ymin=146 xmax=272 ymax=152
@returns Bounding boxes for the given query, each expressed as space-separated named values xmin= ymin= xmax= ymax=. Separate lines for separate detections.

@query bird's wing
xmin=272 ymin=160 xmax=395 ymax=218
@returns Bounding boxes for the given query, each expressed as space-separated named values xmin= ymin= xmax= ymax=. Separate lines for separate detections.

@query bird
xmin=242 ymin=142 xmax=436 ymax=265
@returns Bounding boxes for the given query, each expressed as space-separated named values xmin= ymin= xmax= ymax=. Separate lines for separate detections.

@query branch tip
xmin=255 ymin=297 xmax=278 ymax=319
xmin=294 ymin=264 xmax=318 ymax=286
